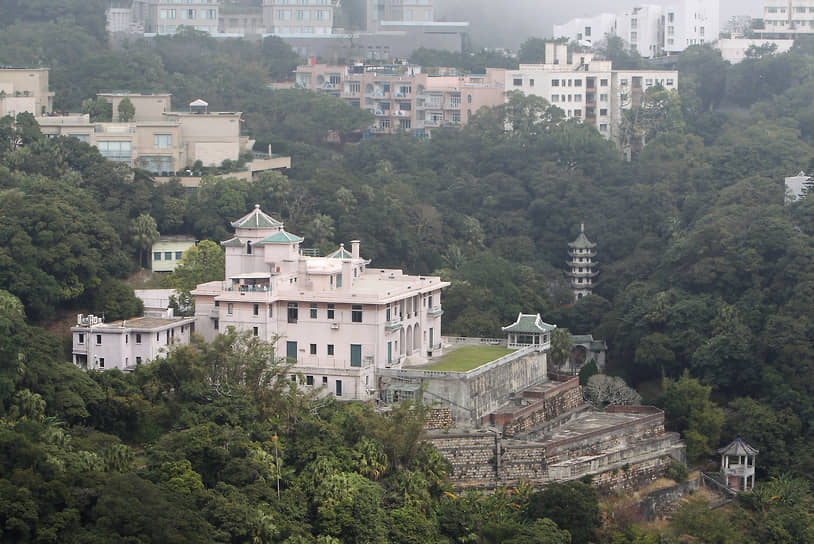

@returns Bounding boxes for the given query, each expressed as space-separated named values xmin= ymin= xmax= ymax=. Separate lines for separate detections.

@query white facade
xmin=716 ymin=37 xmax=794 ymax=63
xmin=71 ymin=313 xmax=195 ymax=371
xmin=553 ymin=13 xmax=617 ymax=47
xmin=617 ymin=4 xmax=664 ymax=58
xmin=663 ymin=0 xmax=720 ymax=53
xmin=763 ymin=0 xmax=814 ymax=33
xmin=263 ymin=0 xmax=337 ymax=35
xmin=506 ymin=44 xmax=678 ymax=146
xmin=785 ymin=170 xmax=812 ymax=204
xmin=553 ymin=0 xmax=720 ymax=57
xmin=191 ymin=206 xmax=449 ymax=401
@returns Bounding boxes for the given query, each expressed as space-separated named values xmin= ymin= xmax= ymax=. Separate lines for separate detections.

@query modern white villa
xmin=191 ymin=205 xmax=449 ymax=401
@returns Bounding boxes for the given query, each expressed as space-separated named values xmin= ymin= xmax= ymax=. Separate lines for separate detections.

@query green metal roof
xmin=231 ymin=205 xmax=283 ymax=229
xmin=221 ymin=237 xmax=244 ymax=247
xmin=717 ymin=437 xmax=759 ymax=457
xmin=326 ymin=245 xmax=353 ymax=259
xmin=256 ymin=231 xmax=304 ymax=244
xmin=502 ymin=313 xmax=556 ymax=334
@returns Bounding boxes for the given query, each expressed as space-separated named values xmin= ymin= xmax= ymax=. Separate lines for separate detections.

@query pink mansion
xmin=192 ymin=205 xmax=449 ymax=400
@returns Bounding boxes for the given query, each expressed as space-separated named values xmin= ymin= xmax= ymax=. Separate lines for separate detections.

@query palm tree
xmin=130 ymin=213 xmax=159 ymax=269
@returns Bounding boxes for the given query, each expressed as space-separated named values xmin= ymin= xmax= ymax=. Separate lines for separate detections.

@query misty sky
xmin=435 ymin=0 xmax=764 ymax=48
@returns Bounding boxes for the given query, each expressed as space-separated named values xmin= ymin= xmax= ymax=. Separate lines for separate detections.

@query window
xmin=350 ymin=344 xmax=362 ymax=367
xmin=666 ymin=79 xmax=674 ymax=86
xmin=253 ymin=303 xmax=259 ymax=316
xmin=136 ymin=333 xmax=142 ymax=344
xmin=136 ymin=356 xmax=142 ymax=365
xmin=551 ymin=95 xmax=559 ymax=102
xmin=513 ymin=78 xmax=523 ymax=86
xmin=99 ymin=358 xmax=105 ymax=368
xmin=335 ymin=380 xmax=342 ymax=396
xmin=246 ymin=241 xmax=252 ymax=255
xmin=175 ymin=251 xmax=182 ymax=260
xmin=574 ymin=109 xmax=582 ymax=117
xmin=288 ymin=302 xmax=298 ymax=323
xmin=327 ymin=344 xmax=334 ymax=356
xmin=182 ymin=9 xmax=196 ymax=19
xmin=310 ymin=303 xmax=317 ymax=319
xmin=386 ymin=304 xmax=391 ymax=322
xmin=310 ymin=343 xmax=317 ymax=355
xmin=154 ymin=134 xmax=172 ymax=148
xmin=429 ymin=295 xmax=433 ymax=308
xmin=574 ymin=79 xmax=582 ymax=87
xmin=327 ymin=304 xmax=335 ymax=319
xmin=600 ymin=108 xmax=608 ymax=116
xmin=352 ymin=305 xmax=362 ymax=323
xmin=286 ymin=341 xmax=297 ymax=362
xmin=336 ymin=274 xmax=342 ymax=287
xmin=227 ymin=303 xmax=233 ymax=315
xmin=306 ymin=375 xmax=314 ymax=386
xmin=160 ymin=8 xmax=176 ymax=19
xmin=78 ymin=333 xmax=84 ymax=344
xmin=214 ymin=318 xmax=219 ymax=330
xmin=599 ymin=93 xmax=608 ymax=101
xmin=529 ymin=78 xmax=535 ymax=87
xmin=631 ymin=32 xmax=637 ymax=41
xmin=165 ymin=252 xmax=172 ymax=260
xmin=269 ymin=304 xmax=273 ymax=317
xmin=96 ymin=334 xmax=102 ymax=345
xmin=253 ymin=327 xmax=258 ymax=336
xmin=97 ymin=140 xmax=131 ymax=162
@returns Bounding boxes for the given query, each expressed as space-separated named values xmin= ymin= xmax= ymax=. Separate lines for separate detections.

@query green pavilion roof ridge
xmin=231 ymin=204 xmax=283 ymax=229
xmin=502 ymin=313 xmax=557 ymax=334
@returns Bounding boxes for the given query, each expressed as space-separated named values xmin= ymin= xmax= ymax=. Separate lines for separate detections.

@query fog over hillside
xmin=435 ymin=0 xmax=764 ymax=48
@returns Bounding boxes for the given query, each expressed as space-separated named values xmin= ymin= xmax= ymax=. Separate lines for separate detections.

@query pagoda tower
xmin=567 ymin=223 xmax=598 ymax=301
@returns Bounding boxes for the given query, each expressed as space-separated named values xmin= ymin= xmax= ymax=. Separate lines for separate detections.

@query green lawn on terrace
xmin=425 ymin=345 xmax=516 ymax=372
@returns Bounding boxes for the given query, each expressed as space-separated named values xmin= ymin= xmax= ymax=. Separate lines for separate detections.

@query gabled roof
xmin=569 ymin=223 xmax=596 ymax=249
xmin=326 ymin=244 xmax=353 ymax=259
xmin=502 ymin=313 xmax=557 ymax=334
xmin=190 ymin=98 xmax=209 ymax=107
xmin=231 ymin=205 xmax=283 ymax=229
xmin=717 ymin=437 xmax=759 ymax=457
xmin=256 ymin=230 xmax=303 ymax=244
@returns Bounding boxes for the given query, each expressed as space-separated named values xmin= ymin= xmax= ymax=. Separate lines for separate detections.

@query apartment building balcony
xmin=427 ymin=307 xmax=444 ymax=317
xmin=374 ymin=109 xmax=391 ymax=116
xmin=392 ymin=110 xmax=409 ymax=117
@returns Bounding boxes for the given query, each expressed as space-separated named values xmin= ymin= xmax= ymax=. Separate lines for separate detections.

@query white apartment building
xmin=763 ymin=0 xmax=814 ymax=33
xmin=553 ymin=13 xmax=618 ymax=47
xmin=617 ymin=4 xmax=664 ymax=58
xmin=663 ymin=0 xmax=720 ymax=53
xmin=263 ymin=0 xmax=337 ymax=35
xmin=553 ymin=0 xmax=719 ymax=57
xmin=71 ymin=312 xmax=195 ymax=371
xmin=191 ymin=205 xmax=449 ymax=401
xmin=132 ymin=0 xmax=220 ymax=34
xmin=366 ymin=0 xmax=435 ymax=30
xmin=507 ymin=43 xmax=678 ymax=146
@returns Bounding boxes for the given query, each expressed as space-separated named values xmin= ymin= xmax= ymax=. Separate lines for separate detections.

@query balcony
xmin=427 ymin=307 xmax=444 ymax=317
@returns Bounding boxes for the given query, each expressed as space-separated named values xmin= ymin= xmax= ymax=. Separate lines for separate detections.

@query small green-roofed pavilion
xmin=502 ymin=313 xmax=556 ymax=349
xmin=718 ymin=436 xmax=758 ymax=492
xmin=326 ymin=244 xmax=353 ymax=259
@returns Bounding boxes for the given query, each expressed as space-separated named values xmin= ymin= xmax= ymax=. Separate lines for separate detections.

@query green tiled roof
xmin=231 ymin=205 xmax=283 ymax=229
xmin=326 ymin=245 xmax=353 ymax=259
xmin=502 ymin=313 xmax=556 ymax=334
xmin=221 ymin=237 xmax=244 ymax=247
xmin=717 ymin=437 xmax=759 ymax=456
xmin=256 ymin=231 xmax=303 ymax=244
xmin=568 ymin=223 xmax=596 ymax=249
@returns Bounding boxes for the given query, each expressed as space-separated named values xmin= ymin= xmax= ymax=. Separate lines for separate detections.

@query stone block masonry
xmin=485 ymin=377 xmax=584 ymax=436
xmin=427 ymin=406 xmax=684 ymax=491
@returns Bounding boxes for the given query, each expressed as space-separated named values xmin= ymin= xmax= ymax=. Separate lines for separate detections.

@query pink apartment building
xmin=192 ymin=205 xmax=449 ymax=400
xmin=294 ymin=63 xmax=506 ymax=135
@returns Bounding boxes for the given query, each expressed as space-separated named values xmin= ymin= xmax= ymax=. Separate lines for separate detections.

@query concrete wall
xmin=379 ymin=346 xmax=548 ymax=425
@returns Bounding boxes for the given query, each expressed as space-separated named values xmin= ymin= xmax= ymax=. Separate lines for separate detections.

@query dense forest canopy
xmin=1 ymin=9 xmax=814 ymax=542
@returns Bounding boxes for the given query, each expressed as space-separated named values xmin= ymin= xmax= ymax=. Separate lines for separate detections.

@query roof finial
xmin=580 ymin=222 xmax=585 ymax=233
xmin=254 ymin=203 xmax=261 ymax=209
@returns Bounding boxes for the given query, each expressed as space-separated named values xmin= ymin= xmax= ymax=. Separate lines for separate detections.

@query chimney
xmin=351 ymin=240 xmax=360 ymax=260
